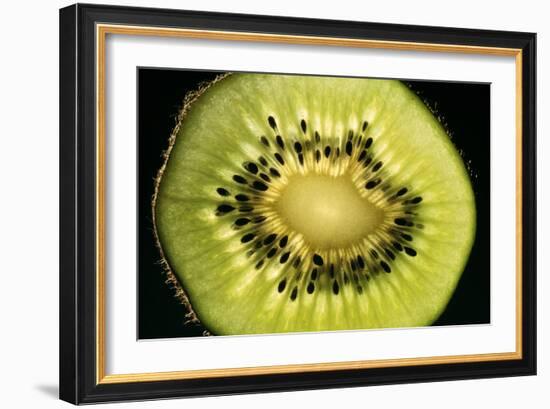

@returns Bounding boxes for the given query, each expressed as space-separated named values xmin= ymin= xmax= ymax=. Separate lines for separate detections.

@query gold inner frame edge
xmin=95 ymin=23 xmax=524 ymax=385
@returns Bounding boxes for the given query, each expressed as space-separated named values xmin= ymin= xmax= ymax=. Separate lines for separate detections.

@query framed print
xmin=59 ymin=3 xmax=537 ymax=404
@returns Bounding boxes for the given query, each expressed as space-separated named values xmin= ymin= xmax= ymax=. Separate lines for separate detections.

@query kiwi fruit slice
xmin=153 ymin=73 xmax=476 ymax=335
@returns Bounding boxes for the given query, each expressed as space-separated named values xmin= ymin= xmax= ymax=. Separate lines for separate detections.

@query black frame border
xmin=59 ymin=3 xmax=536 ymax=404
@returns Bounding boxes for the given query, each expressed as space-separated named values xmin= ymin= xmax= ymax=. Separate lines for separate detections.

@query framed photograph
xmin=59 ymin=3 xmax=536 ymax=404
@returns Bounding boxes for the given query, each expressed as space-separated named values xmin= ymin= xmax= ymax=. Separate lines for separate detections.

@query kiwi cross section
xmin=154 ymin=73 xmax=476 ymax=335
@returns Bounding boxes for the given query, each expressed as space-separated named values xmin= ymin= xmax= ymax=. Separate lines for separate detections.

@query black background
xmin=138 ymin=68 xmax=490 ymax=339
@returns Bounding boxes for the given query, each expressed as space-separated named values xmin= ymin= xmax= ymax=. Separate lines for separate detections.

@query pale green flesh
xmin=155 ymin=74 xmax=476 ymax=335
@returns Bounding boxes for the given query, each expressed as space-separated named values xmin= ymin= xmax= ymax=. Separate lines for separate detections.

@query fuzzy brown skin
xmin=151 ymin=73 xmax=230 ymax=336
xmin=404 ymin=82 xmax=475 ymax=179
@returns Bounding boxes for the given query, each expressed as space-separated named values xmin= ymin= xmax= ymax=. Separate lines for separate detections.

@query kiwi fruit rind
xmin=153 ymin=73 xmax=476 ymax=335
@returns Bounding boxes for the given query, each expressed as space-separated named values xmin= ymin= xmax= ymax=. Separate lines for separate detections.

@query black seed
xmin=394 ymin=218 xmax=409 ymax=226
xmin=372 ymin=161 xmax=383 ymax=172
xmin=278 ymin=279 xmax=286 ymax=293
xmin=279 ymin=236 xmax=288 ymax=248
xmin=324 ymin=146 xmax=331 ymax=158
xmin=365 ymin=180 xmax=380 ymax=189
xmin=294 ymin=142 xmax=303 ymax=153
xmin=358 ymin=150 xmax=367 ymax=162
xmin=311 ymin=269 xmax=318 ymax=280
xmin=276 ymin=135 xmax=285 ymax=149
xmin=239 ymin=205 xmax=253 ymax=213
xmin=307 ymin=282 xmax=315 ymax=294
xmin=313 ymin=254 xmax=324 ymax=266
xmin=364 ymin=157 xmax=372 ymax=167
xmin=392 ymin=241 xmax=403 ymax=251
xmin=246 ymin=249 xmax=255 ymax=258
xmin=332 ymin=281 xmax=340 ymax=295
xmin=380 ymin=260 xmax=391 ymax=273
xmin=364 ymin=137 xmax=373 ymax=149
xmin=348 ymin=130 xmax=354 ymax=140
xmin=357 ymin=285 xmax=363 ymax=294
xmin=315 ymin=150 xmax=321 ymax=162
xmin=280 ymin=252 xmax=291 ymax=264
xmin=267 ymin=248 xmax=277 ymax=258
xmin=290 ymin=287 xmax=298 ymax=301
xmin=293 ymin=256 xmax=302 ymax=268
xmin=259 ymin=173 xmax=271 ymax=182
xmin=216 ymin=187 xmax=230 ymax=196
xmin=253 ymin=215 xmax=267 ymax=224
xmin=397 ymin=187 xmax=408 ymax=196
xmin=252 ymin=181 xmax=269 ymax=191
xmin=401 ymin=233 xmax=413 ymax=241
xmin=235 ymin=194 xmax=249 ymax=202
xmin=254 ymin=240 xmax=263 ymax=249
xmin=335 ymin=147 xmax=340 ymax=157
xmin=235 ymin=218 xmax=250 ymax=226
xmin=244 ymin=162 xmax=258 ymax=174
xmin=241 ymin=233 xmax=255 ymax=243
xmin=329 ymin=264 xmax=335 ymax=278
xmin=404 ymin=247 xmax=417 ymax=257
xmin=350 ymin=259 xmax=357 ymax=271
xmin=357 ymin=135 xmax=362 ymax=146
xmin=370 ymin=249 xmax=379 ymax=259
xmin=385 ymin=248 xmax=396 ymax=260
xmin=255 ymin=260 xmax=264 ymax=269
xmin=362 ymin=121 xmax=369 ymax=131
xmin=268 ymin=116 xmax=277 ymax=130
xmin=216 ymin=204 xmax=235 ymax=214
xmin=357 ymin=255 xmax=365 ymax=269
xmin=346 ymin=141 xmax=353 ymax=156
xmin=344 ymin=274 xmax=350 ymax=285
xmin=260 ymin=136 xmax=270 ymax=147
xmin=411 ymin=196 xmax=423 ymax=204
xmin=301 ymin=119 xmax=307 ymax=133
xmin=275 ymin=153 xmax=285 ymax=165
xmin=259 ymin=156 xmax=268 ymax=166
xmin=269 ymin=168 xmax=281 ymax=177
xmin=264 ymin=234 xmax=277 ymax=245
xmin=233 ymin=175 xmax=247 ymax=184
xmin=298 ymin=153 xmax=304 ymax=165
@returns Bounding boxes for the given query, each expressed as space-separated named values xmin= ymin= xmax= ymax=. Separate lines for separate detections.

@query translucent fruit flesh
xmin=154 ymin=74 xmax=476 ymax=335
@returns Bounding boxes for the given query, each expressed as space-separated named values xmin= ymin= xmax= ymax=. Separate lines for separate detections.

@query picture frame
xmin=59 ymin=3 xmax=536 ymax=404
